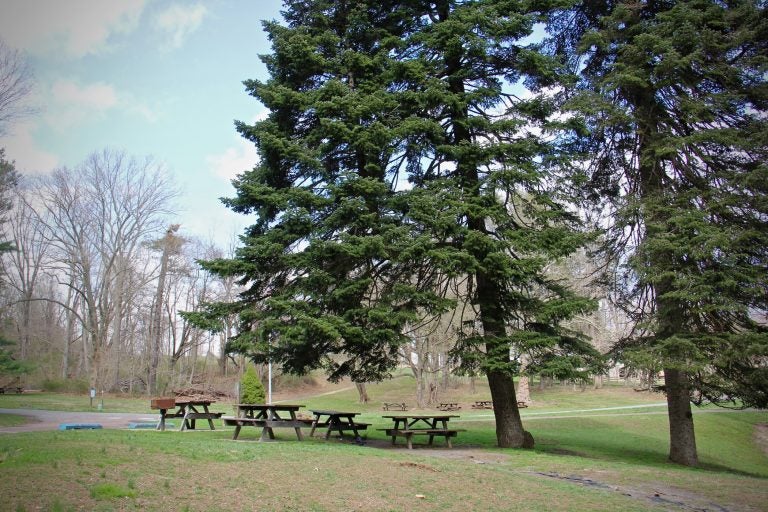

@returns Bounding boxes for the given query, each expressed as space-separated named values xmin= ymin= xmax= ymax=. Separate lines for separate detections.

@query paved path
xmin=0 ymin=408 xmax=161 ymax=433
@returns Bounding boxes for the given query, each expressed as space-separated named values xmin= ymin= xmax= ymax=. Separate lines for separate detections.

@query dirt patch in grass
xmin=534 ymin=471 xmax=755 ymax=512
xmin=754 ymin=423 xmax=768 ymax=457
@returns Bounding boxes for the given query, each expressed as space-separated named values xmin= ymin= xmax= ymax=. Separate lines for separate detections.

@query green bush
xmin=239 ymin=365 xmax=266 ymax=404
xmin=41 ymin=378 xmax=89 ymax=394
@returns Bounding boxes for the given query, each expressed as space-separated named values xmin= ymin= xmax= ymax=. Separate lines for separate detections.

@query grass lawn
xmin=0 ymin=379 xmax=766 ymax=511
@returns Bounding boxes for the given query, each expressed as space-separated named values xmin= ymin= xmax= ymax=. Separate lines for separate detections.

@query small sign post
xmin=89 ymin=388 xmax=96 ymax=407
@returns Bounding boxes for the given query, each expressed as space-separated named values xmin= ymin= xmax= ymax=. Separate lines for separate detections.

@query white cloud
xmin=1 ymin=120 xmax=58 ymax=175
xmin=206 ymin=138 xmax=259 ymax=181
xmin=45 ymin=79 xmax=118 ymax=130
xmin=153 ymin=3 xmax=208 ymax=49
xmin=52 ymin=80 xmax=118 ymax=110
xmin=0 ymin=0 xmax=146 ymax=58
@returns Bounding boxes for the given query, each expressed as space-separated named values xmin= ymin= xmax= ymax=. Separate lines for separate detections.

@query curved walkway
xmin=0 ymin=408 xmax=160 ymax=433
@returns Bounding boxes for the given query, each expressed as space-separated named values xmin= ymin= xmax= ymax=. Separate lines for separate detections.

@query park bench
xmin=0 ymin=386 xmax=23 ymax=394
xmin=223 ymin=415 xmax=310 ymax=441
xmin=382 ymin=402 xmax=408 ymax=411
xmin=437 ymin=402 xmax=461 ymax=411
xmin=379 ymin=427 xmax=465 ymax=449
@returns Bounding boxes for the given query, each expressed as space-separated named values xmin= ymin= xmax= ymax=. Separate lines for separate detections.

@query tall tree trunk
xmin=487 ymin=370 xmax=525 ymax=447
xmin=517 ymin=376 xmax=531 ymax=405
xmin=438 ymin=0 xmax=527 ymax=446
xmin=665 ymin=368 xmax=698 ymax=466
xmin=354 ymin=381 xmax=369 ymax=403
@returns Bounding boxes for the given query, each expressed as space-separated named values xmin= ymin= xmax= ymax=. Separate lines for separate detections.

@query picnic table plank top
xmin=235 ymin=403 xmax=305 ymax=409
xmin=172 ymin=399 xmax=214 ymax=406
xmin=310 ymin=410 xmax=360 ymax=416
xmin=382 ymin=414 xmax=460 ymax=419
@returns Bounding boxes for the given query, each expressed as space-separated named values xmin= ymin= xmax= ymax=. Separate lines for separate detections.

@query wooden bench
xmin=382 ymin=402 xmax=408 ymax=411
xmin=379 ymin=428 xmax=464 ymax=449
xmin=223 ymin=416 xmax=266 ymax=440
xmin=223 ymin=416 xmax=309 ymax=441
xmin=0 ymin=386 xmax=23 ymax=394
xmin=330 ymin=422 xmax=370 ymax=431
xmin=437 ymin=402 xmax=461 ymax=411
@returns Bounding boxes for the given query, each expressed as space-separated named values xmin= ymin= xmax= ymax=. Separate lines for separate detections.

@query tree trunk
xmin=487 ymin=370 xmax=526 ymax=447
xmin=665 ymin=368 xmax=698 ymax=466
xmin=354 ymin=381 xmax=369 ymax=403
xmin=517 ymin=375 xmax=531 ymax=405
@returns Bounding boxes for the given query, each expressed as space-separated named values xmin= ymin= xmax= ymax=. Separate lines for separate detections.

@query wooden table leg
xmin=204 ymin=405 xmax=216 ymax=430
xmin=309 ymin=416 xmax=320 ymax=437
xmin=157 ymin=409 xmax=167 ymax=431
xmin=180 ymin=406 xmax=190 ymax=431
xmin=290 ymin=410 xmax=303 ymax=441
xmin=232 ymin=422 xmax=242 ymax=440
xmin=324 ymin=417 xmax=336 ymax=440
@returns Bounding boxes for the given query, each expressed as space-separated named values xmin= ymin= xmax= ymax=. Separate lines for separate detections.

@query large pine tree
xmin=202 ymin=0 xmax=603 ymax=448
xmin=550 ymin=0 xmax=768 ymax=465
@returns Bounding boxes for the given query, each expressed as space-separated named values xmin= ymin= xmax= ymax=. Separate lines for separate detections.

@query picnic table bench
xmin=150 ymin=398 xmax=223 ymax=431
xmin=0 ymin=386 xmax=23 ymax=394
xmin=380 ymin=414 xmax=463 ymax=449
xmin=225 ymin=403 xmax=305 ymax=441
xmin=308 ymin=410 xmax=369 ymax=442
xmin=437 ymin=402 xmax=461 ymax=411
xmin=382 ymin=402 xmax=408 ymax=411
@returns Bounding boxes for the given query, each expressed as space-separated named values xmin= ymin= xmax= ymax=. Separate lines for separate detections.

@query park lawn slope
xmin=0 ymin=409 xmax=766 ymax=512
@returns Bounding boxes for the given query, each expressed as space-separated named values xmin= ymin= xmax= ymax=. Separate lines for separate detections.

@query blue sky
xmin=0 ymin=0 xmax=285 ymax=246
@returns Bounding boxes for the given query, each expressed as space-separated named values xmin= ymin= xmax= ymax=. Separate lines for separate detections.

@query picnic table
xmin=382 ymin=402 xmax=408 ymax=411
xmin=380 ymin=413 xmax=463 ymax=449
xmin=437 ymin=402 xmax=461 ymax=411
xmin=152 ymin=398 xmax=223 ymax=431
xmin=223 ymin=403 xmax=306 ymax=441
xmin=470 ymin=399 xmax=528 ymax=409
xmin=308 ymin=410 xmax=369 ymax=441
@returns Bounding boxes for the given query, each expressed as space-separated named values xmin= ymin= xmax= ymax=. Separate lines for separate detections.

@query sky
xmin=0 ymin=0 xmax=285 ymax=247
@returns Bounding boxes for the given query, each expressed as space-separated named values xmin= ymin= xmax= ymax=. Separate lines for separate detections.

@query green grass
xmin=0 ymin=412 xmax=764 ymax=511
xmin=0 ymin=378 xmax=765 ymax=511
xmin=0 ymin=392 xmax=152 ymax=413
xmin=0 ymin=413 xmax=29 ymax=427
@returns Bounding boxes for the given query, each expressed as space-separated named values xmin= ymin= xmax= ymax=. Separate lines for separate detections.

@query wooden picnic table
xmin=308 ymin=410 xmax=369 ymax=441
xmin=154 ymin=399 xmax=223 ymax=431
xmin=223 ymin=403 xmax=306 ymax=441
xmin=437 ymin=402 xmax=461 ymax=411
xmin=471 ymin=400 xmax=494 ymax=409
xmin=382 ymin=402 xmax=408 ymax=411
xmin=380 ymin=413 xmax=463 ymax=449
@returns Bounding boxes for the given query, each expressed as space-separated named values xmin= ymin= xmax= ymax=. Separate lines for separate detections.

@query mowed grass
xmin=0 ymin=377 xmax=766 ymax=511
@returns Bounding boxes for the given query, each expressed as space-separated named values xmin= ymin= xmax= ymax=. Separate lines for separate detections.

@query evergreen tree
xmin=201 ymin=0 xmax=440 ymax=384
xmin=550 ymin=0 xmax=768 ymax=465
xmin=240 ymin=365 xmax=266 ymax=404
xmin=202 ymin=0 xmax=603 ymax=448
xmin=0 ymin=150 xmax=28 ymax=378
xmin=0 ymin=149 xmax=19 ymax=253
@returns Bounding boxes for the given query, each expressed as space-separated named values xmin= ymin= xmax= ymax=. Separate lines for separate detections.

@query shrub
xmin=41 ymin=378 xmax=89 ymax=394
xmin=240 ymin=365 xmax=266 ymax=404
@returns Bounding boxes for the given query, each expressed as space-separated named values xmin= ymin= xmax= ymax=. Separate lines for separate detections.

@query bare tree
xmin=2 ymin=183 xmax=50 ymax=359
xmin=30 ymin=149 xmax=177 ymax=390
xmin=147 ymin=224 xmax=183 ymax=393
xmin=0 ymin=38 xmax=34 ymax=137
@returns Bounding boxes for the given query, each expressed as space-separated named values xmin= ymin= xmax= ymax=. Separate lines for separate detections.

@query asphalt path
xmin=0 ymin=408 xmax=161 ymax=433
